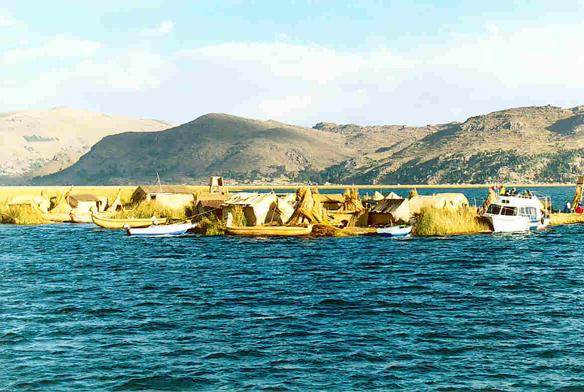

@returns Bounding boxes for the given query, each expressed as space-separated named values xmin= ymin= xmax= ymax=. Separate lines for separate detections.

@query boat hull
xmin=127 ymin=223 xmax=196 ymax=237
xmin=376 ymin=225 xmax=412 ymax=237
xmin=70 ymin=213 xmax=93 ymax=224
xmin=91 ymin=214 xmax=167 ymax=229
xmin=485 ymin=215 xmax=533 ymax=232
xmin=226 ymin=225 xmax=312 ymax=236
xmin=42 ymin=213 xmax=72 ymax=223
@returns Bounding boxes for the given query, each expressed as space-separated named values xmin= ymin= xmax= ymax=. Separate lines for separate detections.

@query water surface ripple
xmin=2 ymin=223 xmax=584 ymax=390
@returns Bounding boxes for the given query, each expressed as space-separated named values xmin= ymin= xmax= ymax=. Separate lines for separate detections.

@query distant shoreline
xmin=0 ymin=183 xmax=575 ymax=194
xmin=228 ymin=183 xmax=575 ymax=190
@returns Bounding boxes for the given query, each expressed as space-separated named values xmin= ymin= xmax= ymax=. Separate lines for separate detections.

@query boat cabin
xmin=486 ymin=202 xmax=539 ymax=220
xmin=482 ymin=194 xmax=549 ymax=232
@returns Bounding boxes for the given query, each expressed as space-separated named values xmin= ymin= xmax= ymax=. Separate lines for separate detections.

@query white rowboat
xmin=126 ymin=222 xmax=197 ymax=237
xmin=376 ymin=225 xmax=412 ymax=237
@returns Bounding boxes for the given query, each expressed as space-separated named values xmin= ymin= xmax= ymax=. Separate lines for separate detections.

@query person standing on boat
xmin=576 ymin=204 xmax=584 ymax=214
xmin=564 ymin=201 xmax=572 ymax=213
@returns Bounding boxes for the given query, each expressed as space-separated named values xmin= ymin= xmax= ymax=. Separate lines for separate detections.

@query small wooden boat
xmin=226 ymin=224 xmax=313 ymax=237
xmin=127 ymin=222 xmax=197 ymax=237
xmin=70 ymin=212 xmax=93 ymax=224
xmin=91 ymin=213 xmax=167 ymax=229
xmin=71 ymin=211 xmax=115 ymax=223
xmin=376 ymin=225 xmax=412 ymax=237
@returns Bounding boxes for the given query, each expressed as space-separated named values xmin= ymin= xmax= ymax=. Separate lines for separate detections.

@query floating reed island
xmin=1 ymin=178 xmax=583 ymax=237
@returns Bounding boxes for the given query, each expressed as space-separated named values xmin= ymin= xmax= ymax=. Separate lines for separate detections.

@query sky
xmin=1 ymin=0 xmax=583 ymax=126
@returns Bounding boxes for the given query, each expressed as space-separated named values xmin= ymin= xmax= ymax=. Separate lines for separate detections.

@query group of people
xmin=564 ymin=201 xmax=584 ymax=214
xmin=489 ymin=185 xmax=533 ymax=198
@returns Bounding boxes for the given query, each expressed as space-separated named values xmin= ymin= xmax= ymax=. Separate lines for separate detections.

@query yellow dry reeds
xmin=412 ymin=206 xmax=491 ymax=236
xmin=288 ymin=187 xmax=328 ymax=225
xmin=0 ymin=186 xmax=137 ymax=207
xmin=0 ymin=204 xmax=49 ymax=225
xmin=311 ymin=224 xmax=376 ymax=237
xmin=110 ymin=201 xmax=188 ymax=220
xmin=311 ymin=224 xmax=352 ymax=237
xmin=194 ymin=206 xmax=244 ymax=235
xmin=222 ymin=205 xmax=246 ymax=227
xmin=195 ymin=214 xmax=226 ymax=236
xmin=482 ymin=189 xmax=498 ymax=211
xmin=550 ymin=213 xmax=584 ymax=226
xmin=341 ymin=187 xmax=364 ymax=212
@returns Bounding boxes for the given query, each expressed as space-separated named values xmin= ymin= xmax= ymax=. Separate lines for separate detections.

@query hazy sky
xmin=1 ymin=0 xmax=583 ymax=126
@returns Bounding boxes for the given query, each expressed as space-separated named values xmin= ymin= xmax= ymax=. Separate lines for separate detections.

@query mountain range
xmin=7 ymin=104 xmax=584 ymax=185
xmin=0 ymin=107 xmax=172 ymax=183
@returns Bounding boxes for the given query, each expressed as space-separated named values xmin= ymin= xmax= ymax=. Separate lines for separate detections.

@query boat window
xmin=500 ymin=206 xmax=516 ymax=216
xmin=518 ymin=207 xmax=538 ymax=219
xmin=487 ymin=204 xmax=501 ymax=215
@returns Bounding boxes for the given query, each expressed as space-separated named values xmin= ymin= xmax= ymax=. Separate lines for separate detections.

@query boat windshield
xmin=486 ymin=204 xmax=517 ymax=216
xmin=487 ymin=204 xmax=501 ymax=214
xmin=500 ymin=206 xmax=517 ymax=216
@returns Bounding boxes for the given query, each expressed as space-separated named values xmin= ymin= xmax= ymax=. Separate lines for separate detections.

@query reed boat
xmin=127 ymin=222 xmax=197 ymax=237
xmin=71 ymin=212 xmax=116 ymax=224
xmin=42 ymin=212 xmax=72 ymax=223
xmin=69 ymin=212 xmax=93 ymax=224
xmin=341 ymin=227 xmax=377 ymax=236
xmin=91 ymin=213 xmax=167 ymax=229
xmin=376 ymin=225 xmax=412 ymax=237
xmin=225 ymin=224 xmax=313 ymax=237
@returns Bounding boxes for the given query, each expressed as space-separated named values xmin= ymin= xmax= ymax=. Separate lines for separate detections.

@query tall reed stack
xmin=412 ymin=206 xmax=492 ymax=236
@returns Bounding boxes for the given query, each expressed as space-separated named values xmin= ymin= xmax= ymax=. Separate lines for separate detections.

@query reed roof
xmin=371 ymin=198 xmax=409 ymax=214
xmin=68 ymin=194 xmax=100 ymax=202
xmin=138 ymin=185 xmax=196 ymax=194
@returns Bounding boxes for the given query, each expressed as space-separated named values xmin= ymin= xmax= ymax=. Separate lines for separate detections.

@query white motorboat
xmin=126 ymin=222 xmax=197 ymax=237
xmin=376 ymin=225 xmax=412 ymax=237
xmin=482 ymin=194 xmax=550 ymax=232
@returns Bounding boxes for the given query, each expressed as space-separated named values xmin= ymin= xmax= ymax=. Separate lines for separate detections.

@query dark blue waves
xmin=2 ymin=222 xmax=584 ymax=390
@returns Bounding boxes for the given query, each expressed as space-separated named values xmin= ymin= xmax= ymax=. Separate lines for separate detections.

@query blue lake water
xmin=2 ymin=186 xmax=584 ymax=390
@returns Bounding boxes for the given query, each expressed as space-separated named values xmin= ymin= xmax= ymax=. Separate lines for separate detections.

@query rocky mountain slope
xmin=36 ymin=113 xmax=354 ymax=185
xmin=34 ymin=105 xmax=584 ymax=185
xmin=0 ymin=107 xmax=172 ymax=179
xmin=328 ymin=105 xmax=584 ymax=184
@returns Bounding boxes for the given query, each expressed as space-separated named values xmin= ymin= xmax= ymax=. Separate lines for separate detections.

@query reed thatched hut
xmin=314 ymin=193 xmax=345 ymax=211
xmin=8 ymin=195 xmax=51 ymax=213
xmin=222 ymin=193 xmax=294 ymax=226
xmin=328 ymin=187 xmax=367 ymax=227
xmin=105 ymin=190 xmax=123 ymax=212
xmin=68 ymin=194 xmax=108 ymax=213
xmin=194 ymin=193 xmax=230 ymax=219
xmin=408 ymin=193 xmax=469 ymax=215
xmin=385 ymin=191 xmax=402 ymax=200
xmin=372 ymin=191 xmax=385 ymax=201
xmin=369 ymin=198 xmax=411 ymax=225
xmin=130 ymin=185 xmax=196 ymax=210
